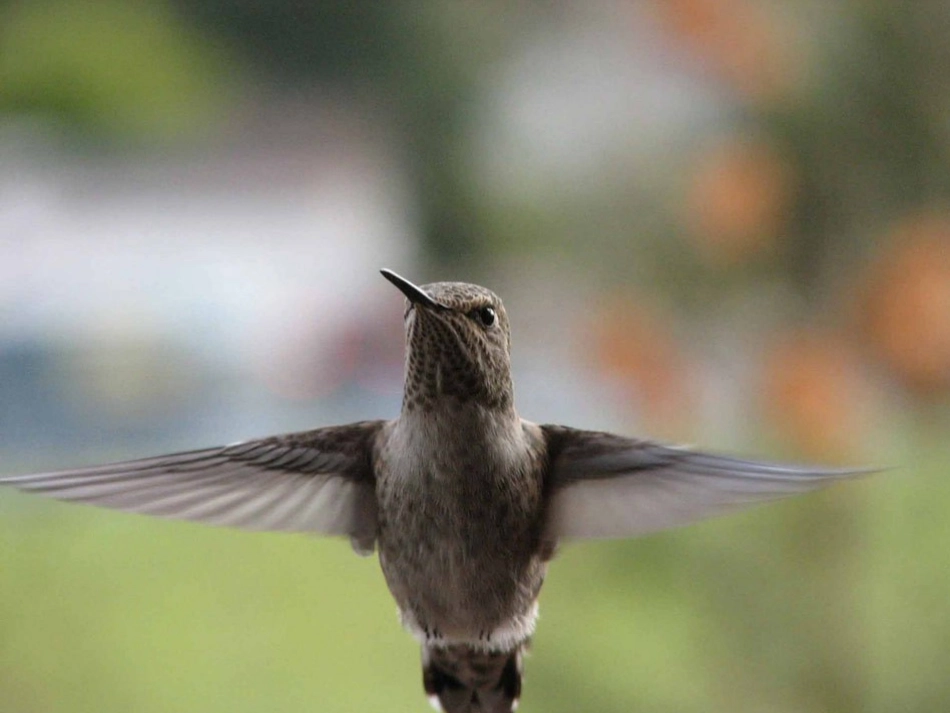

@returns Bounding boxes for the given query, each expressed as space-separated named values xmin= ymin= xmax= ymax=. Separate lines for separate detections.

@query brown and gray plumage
xmin=0 ymin=269 xmax=872 ymax=713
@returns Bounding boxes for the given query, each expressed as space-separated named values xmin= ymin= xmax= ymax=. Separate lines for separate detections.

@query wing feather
xmin=541 ymin=425 xmax=874 ymax=540
xmin=0 ymin=421 xmax=384 ymax=543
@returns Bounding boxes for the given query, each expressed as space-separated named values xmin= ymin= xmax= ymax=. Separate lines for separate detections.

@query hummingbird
xmin=0 ymin=269 xmax=869 ymax=713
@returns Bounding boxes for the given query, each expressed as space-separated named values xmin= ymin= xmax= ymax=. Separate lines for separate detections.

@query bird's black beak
xmin=380 ymin=269 xmax=444 ymax=310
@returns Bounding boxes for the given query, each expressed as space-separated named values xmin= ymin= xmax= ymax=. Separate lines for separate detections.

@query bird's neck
xmin=400 ymin=397 xmax=519 ymax=433
xmin=394 ymin=400 xmax=525 ymax=467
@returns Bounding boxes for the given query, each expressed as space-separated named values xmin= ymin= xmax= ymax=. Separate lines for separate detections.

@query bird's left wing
xmin=541 ymin=425 xmax=873 ymax=540
xmin=0 ymin=421 xmax=385 ymax=552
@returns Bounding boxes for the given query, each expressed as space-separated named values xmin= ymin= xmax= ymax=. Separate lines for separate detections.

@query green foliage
xmin=0 ymin=0 xmax=233 ymax=141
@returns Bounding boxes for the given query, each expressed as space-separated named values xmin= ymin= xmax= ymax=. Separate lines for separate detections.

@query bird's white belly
xmin=377 ymin=410 xmax=544 ymax=652
xmin=399 ymin=599 xmax=539 ymax=653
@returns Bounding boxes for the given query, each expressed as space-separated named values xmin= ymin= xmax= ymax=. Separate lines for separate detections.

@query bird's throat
xmin=393 ymin=402 xmax=525 ymax=478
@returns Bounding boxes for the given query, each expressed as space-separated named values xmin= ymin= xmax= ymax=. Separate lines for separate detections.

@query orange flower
xmin=589 ymin=293 xmax=693 ymax=433
xmin=650 ymin=0 xmax=800 ymax=102
xmin=861 ymin=214 xmax=950 ymax=395
xmin=687 ymin=137 xmax=793 ymax=265
xmin=763 ymin=331 xmax=868 ymax=460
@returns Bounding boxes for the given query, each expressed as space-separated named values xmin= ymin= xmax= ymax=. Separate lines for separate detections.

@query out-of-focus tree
xmin=173 ymin=1 xmax=528 ymax=268
xmin=0 ymin=0 xmax=233 ymax=141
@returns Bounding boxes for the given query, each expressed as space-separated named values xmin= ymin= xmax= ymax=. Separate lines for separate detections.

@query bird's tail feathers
xmin=422 ymin=643 xmax=523 ymax=713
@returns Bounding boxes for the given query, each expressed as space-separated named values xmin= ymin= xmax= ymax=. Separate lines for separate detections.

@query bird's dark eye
xmin=471 ymin=305 xmax=496 ymax=327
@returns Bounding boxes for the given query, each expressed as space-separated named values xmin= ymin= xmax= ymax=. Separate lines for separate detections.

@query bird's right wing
xmin=0 ymin=421 xmax=385 ymax=553
xmin=541 ymin=425 xmax=875 ymax=540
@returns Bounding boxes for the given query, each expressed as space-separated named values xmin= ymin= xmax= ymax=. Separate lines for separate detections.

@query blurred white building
xmin=0 ymin=105 xmax=415 ymax=455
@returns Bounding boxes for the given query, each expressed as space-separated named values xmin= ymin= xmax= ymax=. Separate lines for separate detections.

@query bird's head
xmin=381 ymin=269 xmax=513 ymax=412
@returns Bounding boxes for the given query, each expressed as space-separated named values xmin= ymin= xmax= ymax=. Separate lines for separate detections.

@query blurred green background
xmin=1 ymin=1 xmax=949 ymax=711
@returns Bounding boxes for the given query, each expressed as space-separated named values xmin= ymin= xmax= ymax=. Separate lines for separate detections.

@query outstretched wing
xmin=0 ymin=421 xmax=384 ymax=552
xmin=541 ymin=425 xmax=873 ymax=540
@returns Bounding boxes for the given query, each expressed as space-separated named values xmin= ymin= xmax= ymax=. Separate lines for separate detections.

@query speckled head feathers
xmin=382 ymin=271 xmax=513 ymax=412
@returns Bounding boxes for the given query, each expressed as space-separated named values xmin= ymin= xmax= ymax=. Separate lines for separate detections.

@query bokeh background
xmin=1 ymin=2 xmax=948 ymax=711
